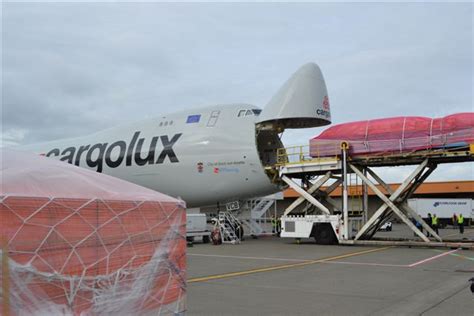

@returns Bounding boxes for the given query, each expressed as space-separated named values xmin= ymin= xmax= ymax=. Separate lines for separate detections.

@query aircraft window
xmin=159 ymin=120 xmax=174 ymax=126
xmin=239 ymin=109 xmax=261 ymax=117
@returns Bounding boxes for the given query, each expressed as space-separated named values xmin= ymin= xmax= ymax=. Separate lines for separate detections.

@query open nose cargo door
xmin=256 ymin=62 xmax=332 ymax=131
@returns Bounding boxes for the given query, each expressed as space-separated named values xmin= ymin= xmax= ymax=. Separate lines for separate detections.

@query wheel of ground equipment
xmin=313 ymin=223 xmax=338 ymax=245
xmin=202 ymin=235 xmax=210 ymax=244
xmin=186 ymin=236 xmax=194 ymax=247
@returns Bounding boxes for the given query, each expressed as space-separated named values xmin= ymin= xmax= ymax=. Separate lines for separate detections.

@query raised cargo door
xmin=256 ymin=63 xmax=332 ymax=131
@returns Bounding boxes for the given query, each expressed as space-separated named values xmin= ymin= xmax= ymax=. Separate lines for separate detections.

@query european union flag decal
xmin=186 ymin=114 xmax=201 ymax=123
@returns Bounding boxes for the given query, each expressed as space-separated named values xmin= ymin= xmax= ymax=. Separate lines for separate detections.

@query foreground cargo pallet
xmin=1 ymin=149 xmax=186 ymax=315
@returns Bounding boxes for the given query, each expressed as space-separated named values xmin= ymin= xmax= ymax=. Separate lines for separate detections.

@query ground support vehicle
xmin=187 ymin=213 xmax=211 ymax=244
xmin=280 ymin=215 xmax=342 ymax=244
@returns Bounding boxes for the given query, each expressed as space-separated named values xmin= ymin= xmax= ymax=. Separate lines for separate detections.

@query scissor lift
xmin=276 ymin=143 xmax=474 ymax=245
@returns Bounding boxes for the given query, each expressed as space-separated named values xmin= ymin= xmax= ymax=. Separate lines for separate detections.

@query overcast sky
xmin=2 ymin=2 xmax=473 ymax=182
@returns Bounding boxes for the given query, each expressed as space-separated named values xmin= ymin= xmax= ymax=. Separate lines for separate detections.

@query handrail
xmin=276 ymin=143 xmax=340 ymax=167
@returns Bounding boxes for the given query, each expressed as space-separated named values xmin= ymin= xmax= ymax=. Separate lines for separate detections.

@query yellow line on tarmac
xmin=188 ymin=246 xmax=392 ymax=284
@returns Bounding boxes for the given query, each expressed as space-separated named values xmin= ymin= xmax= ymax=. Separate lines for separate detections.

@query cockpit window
xmin=238 ymin=109 xmax=262 ymax=117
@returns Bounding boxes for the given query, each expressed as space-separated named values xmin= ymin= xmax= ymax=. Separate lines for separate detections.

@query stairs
xmin=218 ymin=212 xmax=241 ymax=244
xmin=250 ymin=199 xmax=275 ymax=219
xmin=241 ymin=218 xmax=264 ymax=236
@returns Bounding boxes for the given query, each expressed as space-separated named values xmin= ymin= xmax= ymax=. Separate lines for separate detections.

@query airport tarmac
xmin=187 ymin=225 xmax=474 ymax=315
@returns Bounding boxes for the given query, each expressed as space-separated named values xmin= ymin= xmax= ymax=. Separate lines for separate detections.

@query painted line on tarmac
xmin=408 ymin=249 xmax=458 ymax=267
xmin=189 ymin=253 xmax=408 ymax=268
xmin=433 ymin=249 xmax=474 ymax=261
xmin=324 ymin=260 xmax=407 ymax=268
xmin=188 ymin=246 xmax=392 ymax=284
xmin=187 ymin=253 xmax=310 ymax=262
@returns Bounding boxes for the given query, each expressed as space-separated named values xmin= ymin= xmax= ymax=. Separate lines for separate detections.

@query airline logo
xmin=322 ymin=96 xmax=330 ymax=110
xmin=44 ymin=131 xmax=182 ymax=172
xmin=433 ymin=201 xmax=467 ymax=207
xmin=317 ymin=95 xmax=331 ymax=119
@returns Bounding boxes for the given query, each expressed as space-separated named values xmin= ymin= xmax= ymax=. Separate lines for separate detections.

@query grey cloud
xmin=2 ymin=2 xmax=472 ymax=181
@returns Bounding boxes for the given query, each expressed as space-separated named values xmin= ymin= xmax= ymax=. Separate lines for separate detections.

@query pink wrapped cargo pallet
xmin=0 ymin=149 xmax=186 ymax=316
xmin=310 ymin=113 xmax=474 ymax=157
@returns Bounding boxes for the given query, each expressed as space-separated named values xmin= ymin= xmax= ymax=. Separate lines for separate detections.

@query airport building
xmin=278 ymin=180 xmax=474 ymax=221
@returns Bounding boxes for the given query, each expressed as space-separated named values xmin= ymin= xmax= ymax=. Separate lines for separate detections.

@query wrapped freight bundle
xmin=0 ymin=149 xmax=186 ymax=315
xmin=310 ymin=113 xmax=474 ymax=157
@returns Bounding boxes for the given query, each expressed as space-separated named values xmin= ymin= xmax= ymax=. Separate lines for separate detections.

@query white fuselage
xmin=19 ymin=62 xmax=332 ymax=208
xmin=21 ymin=104 xmax=281 ymax=207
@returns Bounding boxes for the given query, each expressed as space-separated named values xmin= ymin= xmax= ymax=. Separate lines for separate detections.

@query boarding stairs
xmin=240 ymin=219 xmax=264 ymax=236
xmin=250 ymin=198 xmax=275 ymax=219
xmin=240 ymin=198 xmax=275 ymax=236
xmin=218 ymin=211 xmax=241 ymax=244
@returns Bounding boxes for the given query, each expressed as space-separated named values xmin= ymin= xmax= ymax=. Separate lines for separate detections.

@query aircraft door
xmin=207 ymin=110 xmax=220 ymax=127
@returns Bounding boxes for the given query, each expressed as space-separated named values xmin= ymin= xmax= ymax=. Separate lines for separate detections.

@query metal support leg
xmin=367 ymin=165 xmax=441 ymax=241
xmin=399 ymin=164 xmax=437 ymax=201
xmin=350 ymin=161 xmax=432 ymax=242
xmin=366 ymin=168 xmax=392 ymax=194
xmin=281 ymin=175 xmax=331 ymax=215
xmin=372 ymin=165 xmax=442 ymax=241
xmin=342 ymin=147 xmax=349 ymax=239
xmin=362 ymin=168 xmax=369 ymax=224
xmin=314 ymin=178 xmax=343 ymax=213
xmin=283 ymin=172 xmax=332 ymax=216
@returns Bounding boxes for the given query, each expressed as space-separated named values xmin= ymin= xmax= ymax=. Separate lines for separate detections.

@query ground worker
xmin=271 ymin=216 xmax=277 ymax=235
xmin=414 ymin=220 xmax=423 ymax=236
xmin=426 ymin=213 xmax=433 ymax=237
xmin=452 ymin=213 xmax=458 ymax=229
xmin=277 ymin=217 xmax=282 ymax=236
xmin=458 ymin=214 xmax=464 ymax=234
xmin=432 ymin=214 xmax=439 ymax=235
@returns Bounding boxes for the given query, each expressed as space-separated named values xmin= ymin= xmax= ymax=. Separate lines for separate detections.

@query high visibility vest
xmin=432 ymin=216 xmax=438 ymax=225
xmin=458 ymin=215 xmax=464 ymax=224
xmin=271 ymin=219 xmax=277 ymax=227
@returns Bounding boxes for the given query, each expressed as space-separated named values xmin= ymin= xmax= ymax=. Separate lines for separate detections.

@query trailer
xmin=407 ymin=198 xmax=473 ymax=227
xmin=186 ymin=213 xmax=211 ymax=243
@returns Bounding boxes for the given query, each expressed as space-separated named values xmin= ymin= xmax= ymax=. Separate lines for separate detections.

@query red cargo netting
xmin=1 ymin=149 xmax=186 ymax=315
xmin=310 ymin=113 xmax=474 ymax=157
